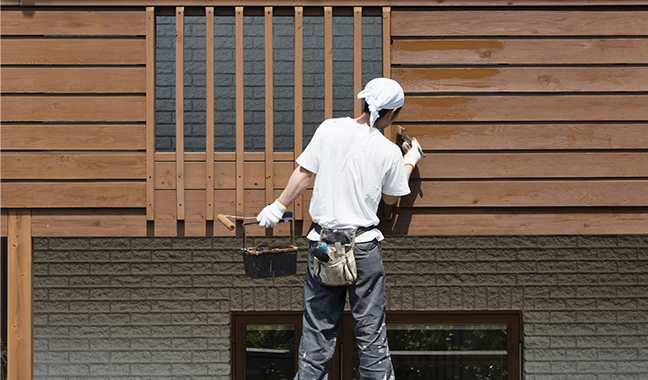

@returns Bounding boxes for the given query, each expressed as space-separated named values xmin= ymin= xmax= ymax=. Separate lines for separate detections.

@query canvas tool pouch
xmin=313 ymin=228 xmax=357 ymax=286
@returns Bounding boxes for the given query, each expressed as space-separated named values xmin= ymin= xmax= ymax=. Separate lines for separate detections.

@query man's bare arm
xmin=277 ymin=166 xmax=315 ymax=208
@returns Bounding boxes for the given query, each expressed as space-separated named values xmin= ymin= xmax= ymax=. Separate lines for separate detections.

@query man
xmin=256 ymin=78 xmax=424 ymax=379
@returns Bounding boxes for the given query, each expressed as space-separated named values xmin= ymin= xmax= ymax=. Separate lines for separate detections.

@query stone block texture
xmin=156 ymin=14 xmax=383 ymax=153
xmin=33 ymin=235 xmax=647 ymax=379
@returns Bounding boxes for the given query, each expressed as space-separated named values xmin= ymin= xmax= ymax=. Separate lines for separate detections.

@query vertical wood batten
xmin=324 ymin=6 xmax=333 ymax=120
xmin=265 ymin=7 xmax=274 ymax=207
xmin=235 ymin=7 xmax=245 ymax=216
xmin=206 ymin=7 xmax=215 ymax=220
xmin=294 ymin=6 xmax=304 ymax=220
xmin=7 ymin=209 xmax=33 ymax=380
xmin=354 ymin=7 xmax=362 ymax=116
xmin=176 ymin=7 xmax=185 ymax=220
xmin=382 ymin=7 xmax=392 ymax=139
xmin=146 ymin=7 xmax=156 ymax=220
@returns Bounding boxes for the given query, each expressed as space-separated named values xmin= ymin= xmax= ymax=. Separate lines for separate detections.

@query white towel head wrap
xmin=357 ymin=78 xmax=405 ymax=127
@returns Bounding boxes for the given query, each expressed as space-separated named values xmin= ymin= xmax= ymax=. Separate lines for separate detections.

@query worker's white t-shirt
xmin=296 ymin=117 xmax=410 ymax=242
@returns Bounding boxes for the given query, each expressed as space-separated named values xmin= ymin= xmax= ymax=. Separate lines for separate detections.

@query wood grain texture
xmin=394 ymin=124 xmax=648 ymax=151
xmin=155 ymin=161 xmax=294 ymax=190
xmin=2 ymin=38 xmax=146 ymax=65
xmin=400 ymin=180 xmax=648 ymax=207
xmin=392 ymin=10 xmax=648 ymax=36
xmin=415 ymin=153 xmax=648 ymax=179
xmin=31 ymin=209 xmax=147 ymax=237
xmin=176 ymin=6 xmax=186 ymax=221
xmin=399 ymin=95 xmax=648 ymax=122
xmin=206 ymin=7 xmax=215 ymax=220
xmin=7 ymin=209 xmax=32 ymax=380
xmin=0 ymin=209 xmax=7 ymax=237
xmin=2 ymin=182 xmax=146 ymax=208
xmin=1 ymin=124 xmax=145 ymax=150
xmin=392 ymin=39 xmax=648 ymax=65
xmin=2 ymin=152 xmax=146 ymax=180
xmin=393 ymin=67 xmax=648 ymax=93
xmin=1 ymin=9 xmax=146 ymax=35
xmin=265 ymin=6 xmax=274 ymax=206
xmin=146 ymin=6 xmax=156 ymax=220
xmin=1 ymin=96 xmax=146 ymax=122
xmin=381 ymin=208 xmax=648 ymax=235
xmin=1 ymin=67 xmax=146 ymax=94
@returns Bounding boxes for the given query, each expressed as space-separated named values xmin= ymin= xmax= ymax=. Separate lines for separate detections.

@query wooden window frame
xmin=232 ymin=310 xmax=523 ymax=380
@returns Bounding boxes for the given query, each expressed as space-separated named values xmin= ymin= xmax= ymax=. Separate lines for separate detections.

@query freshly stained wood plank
xmin=2 ymin=38 xmax=146 ymax=65
xmin=154 ymin=190 xmax=177 ymax=236
xmin=206 ymin=7 xmax=215 ymax=221
xmin=31 ymin=209 xmax=147 ymax=237
xmin=400 ymin=180 xmax=648 ymax=207
xmin=146 ymin=6 xmax=156 ymax=221
xmin=395 ymin=123 xmax=648 ymax=151
xmin=399 ymin=95 xmax=648 ymax=122
xmin=381 ymin=208 xmax=648 ymax=235
xmin=392 ymin=10 xmax=648 ymax=37
xmin=7 ymin=209 xmax=32 ymax=380
xmin=294 ymin=6 xmax=304 ymax=220
xmin=1 ymin=67 xmax=146 ymax=94
xmin=1 ymin=10 xmax=146 ymax=35
xmin=324 ymin=7 xmax=333 ymax=120
xmin=155 ymin=161 xmax=293 ymax=190
xmin=382 ymin=7 xmax=392 ymax=141
xmin=393 ymin=67 xmax=648 ymax=93
xmin=2 ymin=182 xmax=146 ymax=208
xmin=235 ymin=6 xmax=245 ymax=216
xmin=416 ymin=153 xmax=648 ymax=179
xmin=1 ymin=96 xmax=146 ymax=122
xmin=265 ymin=6 xmax=274 ymax=206
xmin=1 ymin=124 xmax=146 ymax=150
xmin=353 ymin=7 xmax=362 ymax=116
xmin=0 ymin=209 xmax=6 ymax=237
xmin=2 ymin=152 xmax=146 ymax=180
xmin=176 ymin=7 xmax=186 ymax=221
xmin=153 ymin=151 xmax=295 ymax=162
xmin=392 ymin=39 xmax=648 ymax=65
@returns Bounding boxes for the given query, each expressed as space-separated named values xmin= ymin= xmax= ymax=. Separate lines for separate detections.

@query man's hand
xmin=403 ymin=138 xmax=424 ymax=167
xmin=256 ymin=199 xmax=286 ymax=228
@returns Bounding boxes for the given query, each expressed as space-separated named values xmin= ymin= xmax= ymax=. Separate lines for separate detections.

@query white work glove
xmin=403 ymin=138 xmax=424 ymax=167
xmin=256 ymin=199 xmax=286 ymax=228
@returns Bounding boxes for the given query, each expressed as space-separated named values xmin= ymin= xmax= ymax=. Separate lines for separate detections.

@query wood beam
xmin=7 ymin=209 xmax=33 ymax=380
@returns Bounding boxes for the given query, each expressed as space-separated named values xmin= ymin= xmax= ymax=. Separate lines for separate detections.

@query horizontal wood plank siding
xmin=392 ymin=39 xmax=648 ymax=65
xmin=390 ymin=8 xmax=648 ymax=235
xmin=1 ymin=67 xmax=146 ymax=94
xmin=382 ymin=209 xmax=648 ymax=235
xmin=391 ymin=10 xmax=648 ymax=36
xmin=2 ymin=38 xmax=146 ymax=65
xmin=1 ymin=8 xmax=149 ymax=212
xmin=2 ymin=152 xmax=146 ymax=180
xmin=392 ymin=124 xmax=648 ymax=151
xmin=1 ymin=96 xmax=146 ymax=122
xmin=1 ymin=9 xmax=146 ymax=35
xmin=31 ymin=209 xmax=147 ymax=237
xmin=399 ymin=95 xmax=648 ymax=122
xmin=2 ymin=182 xmax=146 ymax=208
xmin=1 ymin=124 xmax=147 ymax=151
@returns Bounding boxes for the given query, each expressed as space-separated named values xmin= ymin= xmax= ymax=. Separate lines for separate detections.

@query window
xmin=232 ymin=311 xmax=522 ymax=380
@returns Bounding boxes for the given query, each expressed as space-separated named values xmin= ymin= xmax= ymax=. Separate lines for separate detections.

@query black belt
xmin=312 ymin=224 xmax=375 ymax=237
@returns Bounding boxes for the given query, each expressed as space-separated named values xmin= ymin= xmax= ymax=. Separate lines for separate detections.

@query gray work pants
xmin=294 ymin=239 xmax=395 ymax=380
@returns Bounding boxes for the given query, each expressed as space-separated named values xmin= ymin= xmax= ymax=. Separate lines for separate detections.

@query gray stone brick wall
xmin=156 ymin=15 xmax=383 ymax=153
xmin=33 ymin=235 xmax=648 ymax=379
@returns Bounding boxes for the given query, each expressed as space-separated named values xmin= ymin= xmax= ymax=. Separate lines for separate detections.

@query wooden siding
xmin=0 ymin=9 xmax=147 ymax=217
xmin=2 ymin=5 xmax=647 ymax=237
xmin=386 ymin=8 xmax=648 ymax=235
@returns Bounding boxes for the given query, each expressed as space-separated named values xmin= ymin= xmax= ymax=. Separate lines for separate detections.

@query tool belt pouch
xmin=313 ymin=228 xmax=357 ymax=286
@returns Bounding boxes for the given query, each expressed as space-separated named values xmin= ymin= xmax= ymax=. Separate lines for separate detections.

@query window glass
xmin=245 ymin=324 xmax=296 ymax=380
xmin=353 ymin=324 xmax=509 ymax=380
